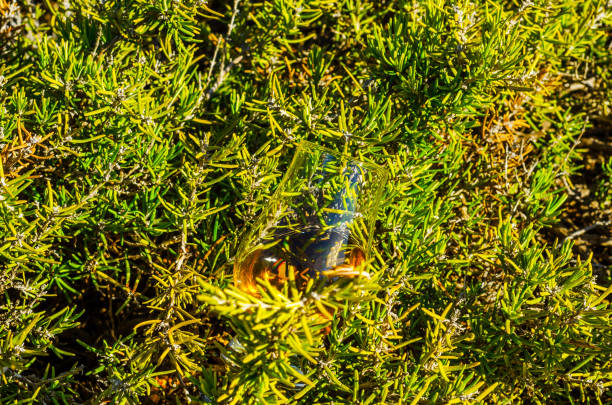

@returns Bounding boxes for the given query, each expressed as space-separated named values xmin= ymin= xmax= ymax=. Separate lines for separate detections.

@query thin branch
xmin=557 ymin=220 xmax=612 ymax=249
xmin=205 ymin=0 xmax=242 ymax=100
xmin=205 ymin=0 xmax=241 ymax=100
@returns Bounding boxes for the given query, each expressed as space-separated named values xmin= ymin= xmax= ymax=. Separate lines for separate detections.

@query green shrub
xmin=0 ymin=0 xmax=610 ymax=403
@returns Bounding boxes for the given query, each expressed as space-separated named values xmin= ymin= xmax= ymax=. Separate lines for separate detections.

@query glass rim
xmin=294 ymin=140 xmax=389 ymax=181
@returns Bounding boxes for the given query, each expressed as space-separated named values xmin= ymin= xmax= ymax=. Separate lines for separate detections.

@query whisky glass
xmin=233 ymin=141 xmax=387 ymax=296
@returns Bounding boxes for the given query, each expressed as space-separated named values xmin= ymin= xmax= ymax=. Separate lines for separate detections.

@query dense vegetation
xmin=1 ymin=0 xmax=610 ymax=403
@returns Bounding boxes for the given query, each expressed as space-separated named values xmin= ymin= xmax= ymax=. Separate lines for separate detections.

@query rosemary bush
xmin=1 ymin=0 xmax=611 ymax=403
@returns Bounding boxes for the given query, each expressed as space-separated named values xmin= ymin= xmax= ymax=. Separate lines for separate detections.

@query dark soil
xmin=546 ymin=125 xmax=612 ymax=286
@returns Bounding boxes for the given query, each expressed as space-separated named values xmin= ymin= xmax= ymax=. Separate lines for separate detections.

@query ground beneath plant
xmin=545 ymin=124 xmax=612 ymax=286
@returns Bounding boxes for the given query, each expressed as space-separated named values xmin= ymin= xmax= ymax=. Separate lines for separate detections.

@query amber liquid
xmin=234 ymin=245 xmax=366 ymax=296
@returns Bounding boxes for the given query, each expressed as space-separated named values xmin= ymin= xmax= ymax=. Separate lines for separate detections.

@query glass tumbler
xmin=233 ymin=141 xmax=387 ymax=296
